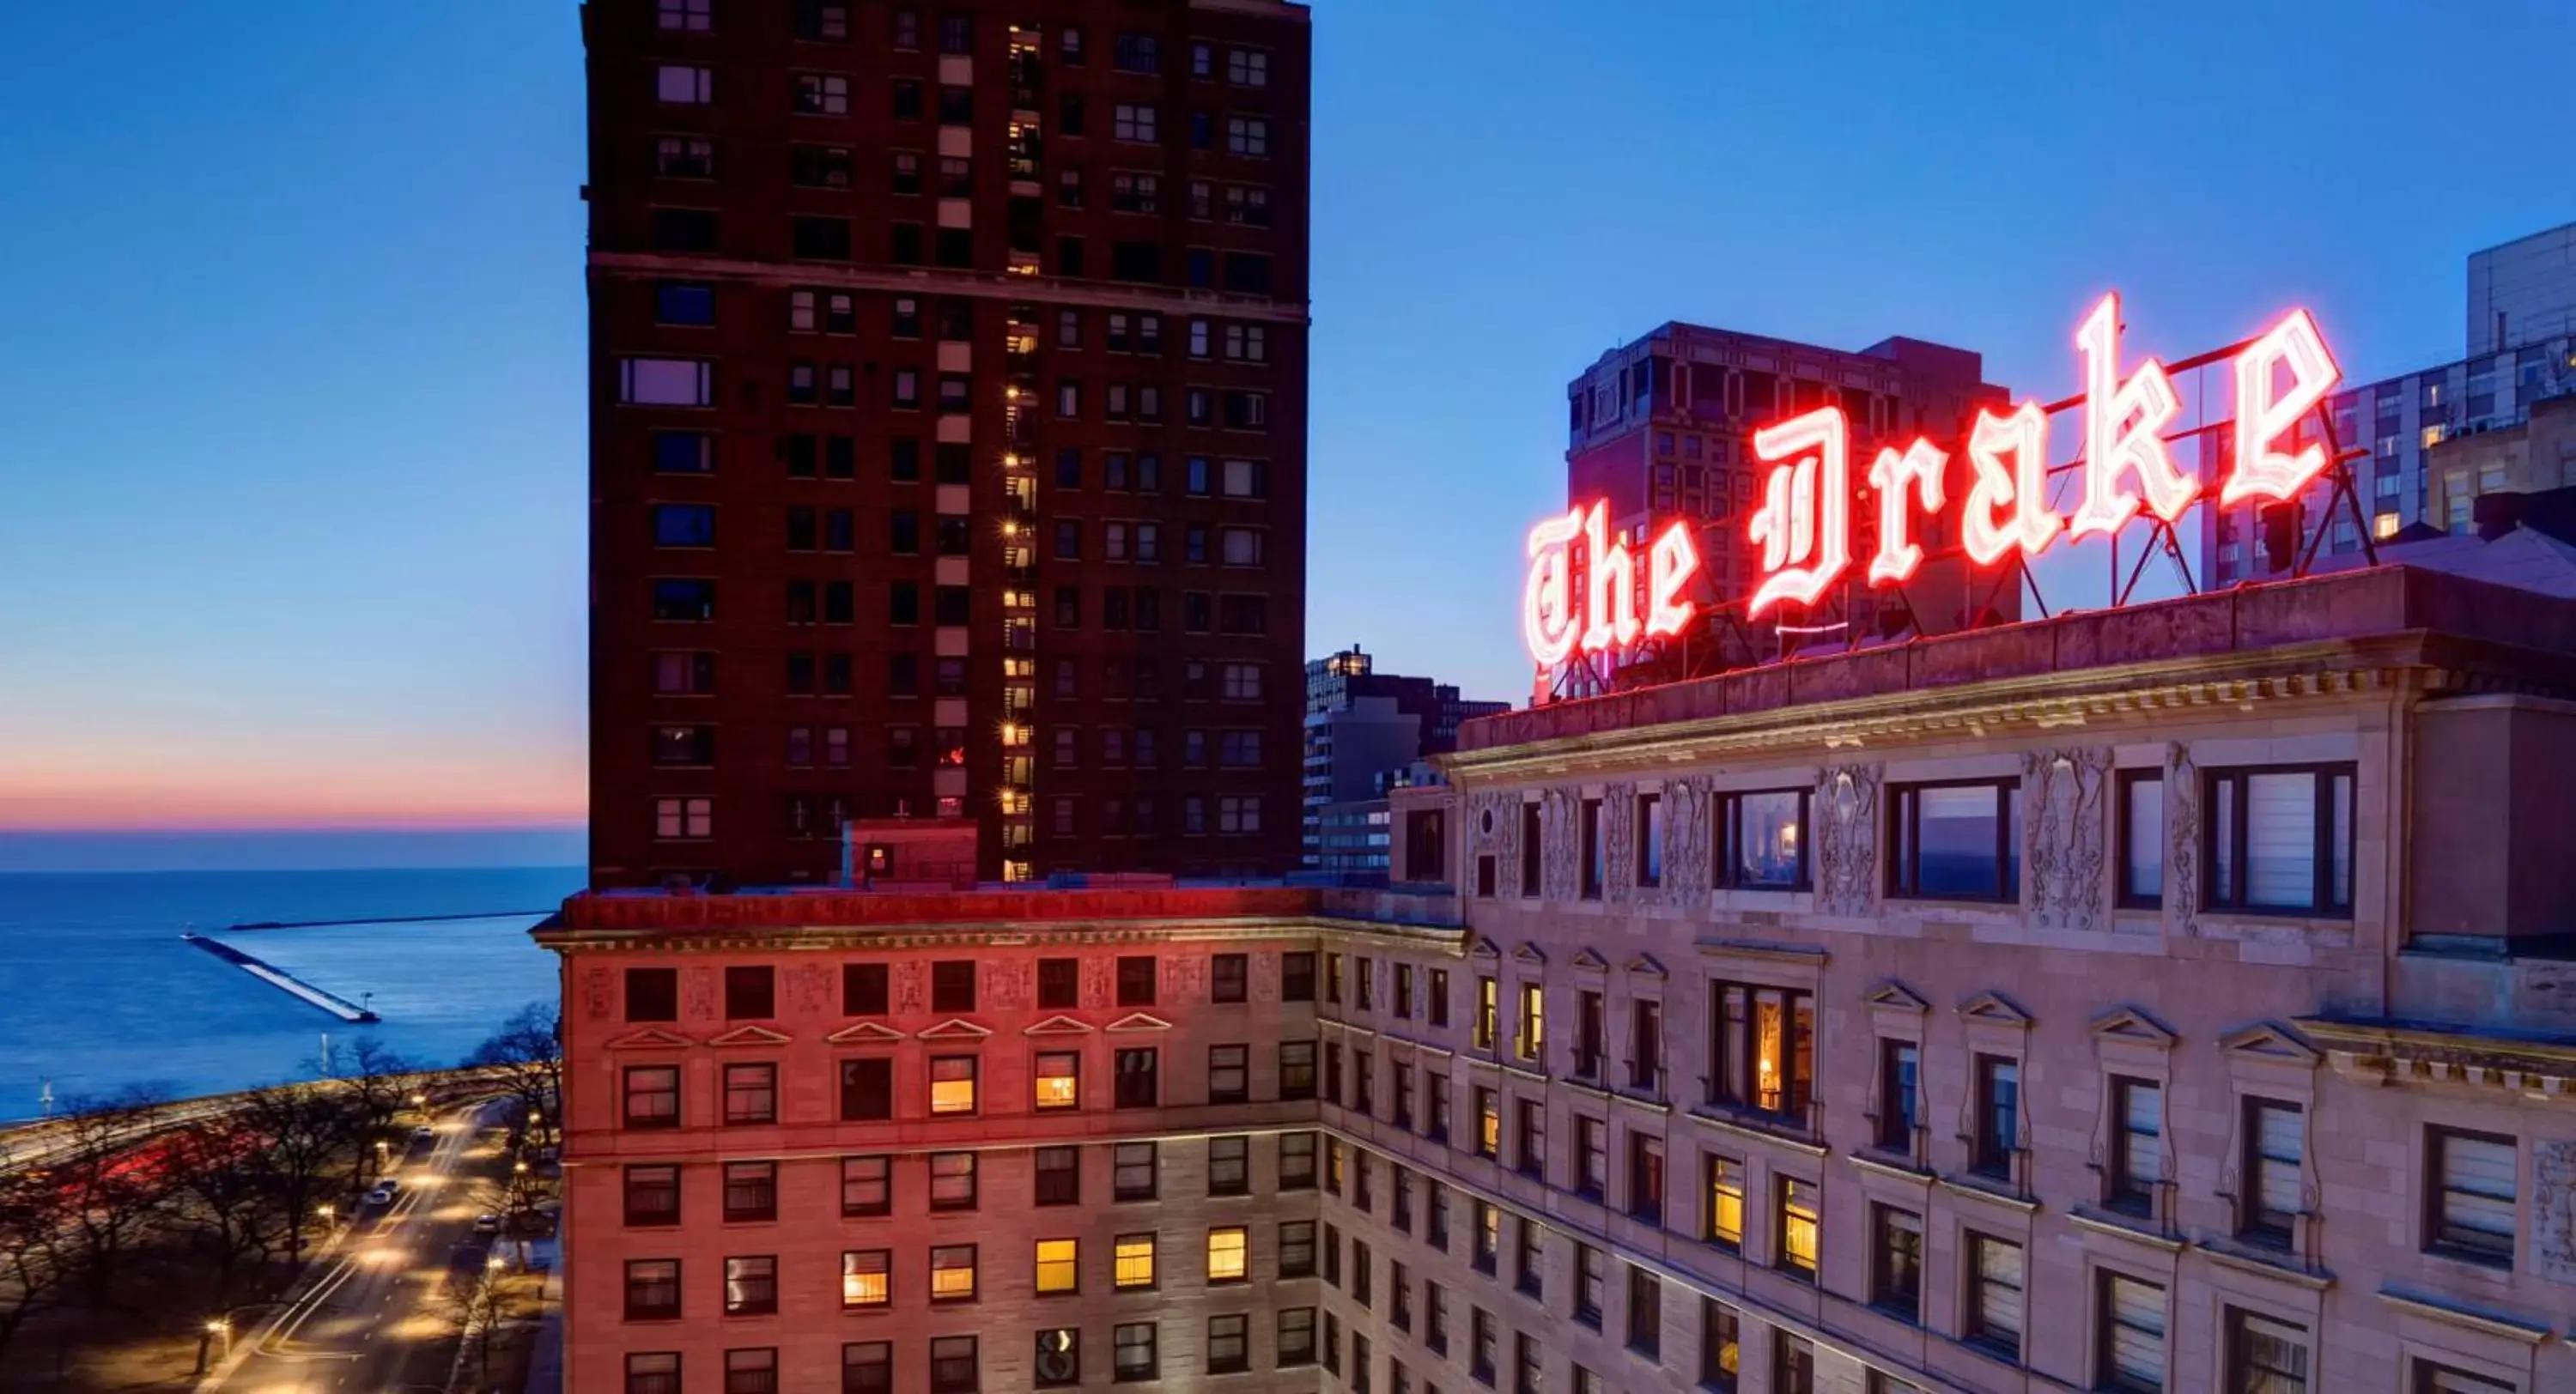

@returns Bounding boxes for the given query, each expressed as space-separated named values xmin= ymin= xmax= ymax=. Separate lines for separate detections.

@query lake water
xmin=0 ymin=867 xmax=578 ymax=1121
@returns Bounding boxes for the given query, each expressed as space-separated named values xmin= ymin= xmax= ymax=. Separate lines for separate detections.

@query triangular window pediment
xmin=1106 ymin=1012 xmax=1173 ymax=1033
xmin=1511 ymin=942 xmax=1547 ymax=967
xmin=2220 ymin=1021 xmax=2320 ymax=1064
xmin=2089 ymin=1005 xmax=2177 ymax=1047
xmin=1569 ymin=948 xmax=1610 ymax=973
xmin=1956 ymin=990 xmax=2032 ymax=1027
xmin=1467 ymin=937 xmax=1502 ymax=961
xmin=823 ymin=1021 xmax=906 ymax=1045
xmin=1023 ymin=1015 xmax=1095 ymax=1036
xmin=706 ymin=1023 xmax=793 ymax=1047
xmin=1865 ymin=980 xmax=1929 ymax=1014
xmin=916 ymin=1018 xmax=994 ymax=1040
xmin=603 ymin=1025 xmax=694 ymax=1051
xmin=1622 ymin=953 xmax=1666 ymax=980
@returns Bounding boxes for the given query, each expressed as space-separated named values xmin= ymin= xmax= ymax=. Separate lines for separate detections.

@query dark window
xmin=1965 ymin=1235 xmax=2023 ymax=1360
xmin=1037 ymin=957 xmax=1078 ymax=1009
xmin=2097 ymin=1272 xmax=2168 ymax=1394
xmin=838 ymin=1058 xmax=892 ymax=1120
xmin=1972 ymin=1055 xmax=2020 ymax=1180
xmin=931 ymin=961 xmax=975 ymax=1012
xmin=2241 ymin=1097 xmax=2305 ymax=1246
xmin=1212 ymin=953 xmax=1248 ymax=1003
xmin=651 ymin=431 xmax=712 ymax=474
xmin=1634 ymin=792 xmax=1663 ymax=887
xmin=2117 ymin=769 xmax=2165 ymax=906
xmin=722 ymin=1064 xmax=777 ymax=1126
xmin=2106 ymin=1076 xmax=2163 ymax=1215
xmin=842 ymin=963 xmax=888 ymax=1015
xmin=1034 ymin=1145 xmax=1080 ymax=1205
xmin=929 ymin=1336 xmax=977 ymax=1394
xmin=791 ymin=216 xmax=853 ymax=261
xmin=723 ymin=1161 xmax=777 ymax=1221
xmin=1114 ymin=1141 xmax=1157 ymax=1201
xmin=1114 ymin=1047 xmax=1159 ymax=1108
xmin=841 ymin=1155 xmax=890 ymax=1216
xmin=1716 ymin=788 xmax=1810 ymax=889
xmin=653 ymin=579 xmax=716 ymax=622
xmin=1888 ymin=779 xmax=2020 ymax=901
xmin=842 ymin=1342 xmax=892 ymax=1394
xmin=1875 ymin=1039 xmax=1919 ymax=1154
xmin=725 ymin=966 xmax=775 ymax=1019
xmin=2427 ymin=1127 xmax=2515 ymax=1264
xmin=625 ymin=1258 xmax=682 ymax=1319
xmin=1520 ymin=802 xmax=1543 ymax=896
xmin=651 ymin=209 xmax=718 ymax=252
xmin=1625 ymin=1265 xmax=1662 ymax=1358
xmin=1115 ymin=955 xmax=1157 ymax=1006
xmin=1870 ymin=1206 xmax=1922 ymax=1321
xmin=1280 ymin=951 xmax=1315 ymax=1002
xmin=2225 ymin=1310 xmax=2307 ymax=1393
xmin=2204 ymin=764 xmax=2355 ymax=916
xmin=624 ymin=1165 xmax=680 ymax=1226
xmin=1279 ymin=1041 xmax=1315 ymax=1100
xmin=623 ymin=1065 xmax=680 ymax=1129
xmin=627 ymin=967 xmax=679 ymax=1022
xmin=655 ymin=282 xmax=715 ymax=325
xmin=722 ymin=1256 xmax=777 ymax=1315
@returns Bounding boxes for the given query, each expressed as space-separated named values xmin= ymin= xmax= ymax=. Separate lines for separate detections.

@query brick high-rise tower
xmin=586 ymin=0 xmax=1311 ymax=888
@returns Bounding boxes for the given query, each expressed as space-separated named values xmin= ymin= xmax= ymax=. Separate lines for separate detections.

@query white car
xmin=365 ymin=1179 xmax=400 ymax=1206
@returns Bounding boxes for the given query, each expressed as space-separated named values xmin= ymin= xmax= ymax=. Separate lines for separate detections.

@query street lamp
xmin=409 ymin=1090 xmax=427 ymax=1107
xmin=315 ymin=1203 xmax=335 ymax=1223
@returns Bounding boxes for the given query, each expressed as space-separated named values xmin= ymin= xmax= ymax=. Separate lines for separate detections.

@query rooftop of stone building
xmin=1462 ymin=564 xmax=2576 ymax=755
xmin=535 ymin=877 xmax=1463 ymax=944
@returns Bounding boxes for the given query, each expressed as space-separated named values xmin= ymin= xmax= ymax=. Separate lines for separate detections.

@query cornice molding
xmin=1446 ymin=643 xmax=2449 ymax=784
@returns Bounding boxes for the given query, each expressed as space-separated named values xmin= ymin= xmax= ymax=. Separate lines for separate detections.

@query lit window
xmin=929 ymin=1055 xmax=978 ymax=1114
xmin=1035 ymin=1238 xmax=1079 ymax=1294
xmin=929 ymin=1244 xmax=977 ymax=1301
xmin=1114 ymin=1233 xmax=1156 ymax=1288
xmin=2374 ymin=511 xmax=2401 ymax=540
xmin=1034 ymin=1051 xmax=1080 ymax=1110
xmin=1704 ymin=1155 xmax=1743 ymax=1248
xmin=1776 ymin=1178 xmax=1819 ymax=1278
xmin=840 ymin=1249 xmax=890 ymax=1307
xmin=1206 ymin=1227 xmax=1248 ymax=1283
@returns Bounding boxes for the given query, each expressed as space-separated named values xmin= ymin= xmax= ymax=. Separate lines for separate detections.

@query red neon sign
xmin=1522 ymin=500 xmax=1700 ymax=666
xmin=1520 ymin=294 xmax=2346 ymax=664
xmin=1738 ymin=294 xmax=2336 ymax=621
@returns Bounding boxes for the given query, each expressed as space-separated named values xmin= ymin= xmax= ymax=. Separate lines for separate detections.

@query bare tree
xmin=49 ymin=1088 xmax=177 ymax=1310
xmin=0 ymin=1167 xmax=78 ymax=1366
xmin=442 ymin=1261 xmax=523 ymax=1385
xmin=163 ymin=1120 xmax=287 ymax=1306
xmin=465 ymin=1003 xmax=562 ymax=1143
xmin=240 ymin=1083 xmax=360 ymax=1261
xmin=339 ymin=1037 xmax=425 ymax=1184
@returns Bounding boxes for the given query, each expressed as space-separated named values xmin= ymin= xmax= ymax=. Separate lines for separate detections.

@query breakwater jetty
xmin=181 ymin=933 xmax=380 ymax=1022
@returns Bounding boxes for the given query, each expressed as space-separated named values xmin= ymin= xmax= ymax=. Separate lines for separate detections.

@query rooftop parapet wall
xmin=1461 ymin=566 xmax=2576 ymax=755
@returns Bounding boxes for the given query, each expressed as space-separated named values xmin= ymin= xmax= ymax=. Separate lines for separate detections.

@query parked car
xmin=471 ymin=1213 xmax=501 ymax=1237
xmin=364 ymin=1182 xmax=397 ymax=1207
xmin=412 ymin=1124 xmax=436 ymax=1142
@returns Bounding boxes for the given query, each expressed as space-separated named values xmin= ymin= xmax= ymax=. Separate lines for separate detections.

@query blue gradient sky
xmin=2 ymin=2 xmax=2570 ymax=865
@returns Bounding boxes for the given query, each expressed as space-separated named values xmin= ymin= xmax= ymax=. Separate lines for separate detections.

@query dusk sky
xmin=3 ymin=2 xmax=2573 ymax=864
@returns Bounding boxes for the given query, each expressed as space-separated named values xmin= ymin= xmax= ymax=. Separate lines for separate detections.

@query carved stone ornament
xmin=2165 ymin=743 xmax=2200 ymax=936
xmin=984 ymin=960 xmax=1030 ymax=1012
xmin=1083 ymin=955 xmax=1113 ymax=1009
xmin=1814 ymin=764 xmax=1880 ymax=917
xmin=1664 ymin=779 xmax=1713 ymax=900
xmin=683 ymin=966 xmax=718 ymax=1021
xmin=1602 ymin=783 xmax=1636 ymax=903
xmin=1253 ymin=949 xmax=1280 ymax=1003
xmin=895 ymin=961 xmax=926 ymax=1015
xmin=2532 ymin=1139 xmax=2576 ymax=1288
xmin=1540 ymin=788 xmax=1581 ymax=901
xmin=1163 ymin=952 xmax=1206 ymax=1005
xmin=580 ymin=966 xmax=614 ymax=1023
xmin=2024 ymin=747 xmax=2108 ymax=931
xmin=787 ymin=962 xmax=832 ymax=1016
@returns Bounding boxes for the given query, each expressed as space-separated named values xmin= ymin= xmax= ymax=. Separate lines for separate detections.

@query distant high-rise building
xmin=2206 ymin=221 xmax=2576 ymax=586
xmin=1300 ymin=646 xmax=1506 ymax=869
xmin=2470 ymin=219 xmax=2576 ymax=358
xmin=1562 ymin=325 xmax=2014 ymax=682
xmin=586 ymin=0 xmax=1314 ymax=889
